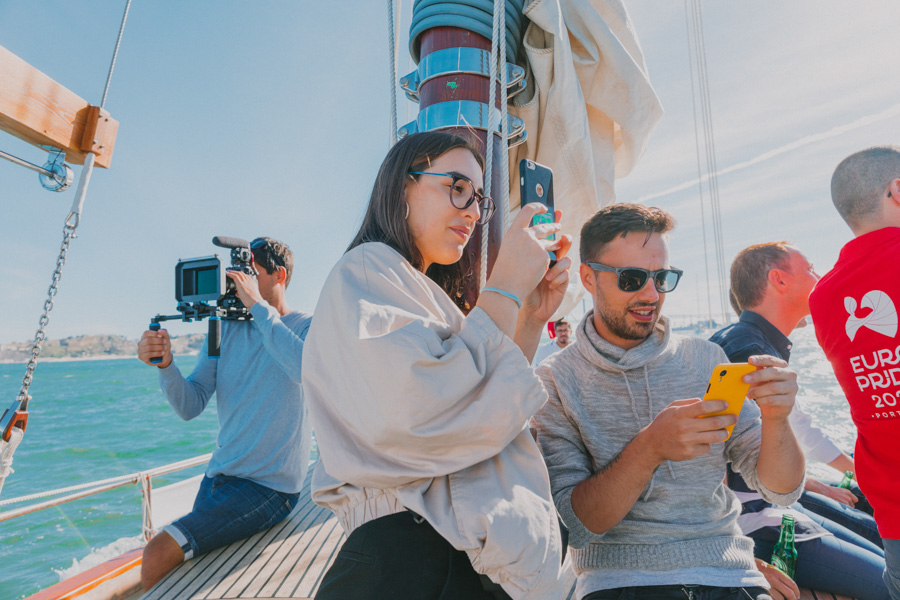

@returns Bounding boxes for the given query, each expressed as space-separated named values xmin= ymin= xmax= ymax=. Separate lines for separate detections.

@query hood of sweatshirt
xmin=575 ymin=309 xmax=671 ymax=373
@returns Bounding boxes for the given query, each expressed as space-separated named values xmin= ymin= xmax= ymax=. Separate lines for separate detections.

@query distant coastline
xmin=0 ymin=333 xmax=205 ymax=365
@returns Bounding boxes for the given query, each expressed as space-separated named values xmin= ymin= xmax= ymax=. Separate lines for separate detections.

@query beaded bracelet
xmin=481 ymin=286 xmax=522 ymax=309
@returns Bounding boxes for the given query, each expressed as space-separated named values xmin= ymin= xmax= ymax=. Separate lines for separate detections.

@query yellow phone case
xmin=700 ymin=362 xmax=757 ymax=440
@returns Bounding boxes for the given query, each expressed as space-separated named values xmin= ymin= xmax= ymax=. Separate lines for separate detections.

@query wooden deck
xmin=142 ymin=469 xmax=343 ymax=600
xmin=141 ymin=468 xmax=851 ymax=600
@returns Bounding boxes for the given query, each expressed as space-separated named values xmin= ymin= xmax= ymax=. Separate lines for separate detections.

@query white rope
xmin=388 ymin=0 xmax=400 ymax=146
xmin=141 ymin=473 xmax=154 ymax=541
xmin=497 ymin=0 xmax=510 ymax=233
xmin=480 ymin=0 xmax=505 ymax=289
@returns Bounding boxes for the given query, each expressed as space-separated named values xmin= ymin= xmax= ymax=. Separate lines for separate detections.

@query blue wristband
xmin=481 ymin=286 xmax=522 ymax=309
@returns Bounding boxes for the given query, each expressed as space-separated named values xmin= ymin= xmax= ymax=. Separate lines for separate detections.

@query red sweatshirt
xmin=809 ymin=227 xmax=900 ymax=538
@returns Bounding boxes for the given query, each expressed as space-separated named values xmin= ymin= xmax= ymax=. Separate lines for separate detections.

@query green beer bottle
xmin=771 ymin=514 xmax=798 ymax=578
xmin=838 ymin=471 xmax=854 ymax=489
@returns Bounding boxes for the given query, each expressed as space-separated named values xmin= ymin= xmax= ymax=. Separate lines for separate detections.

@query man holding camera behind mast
xmin=136 ymin=237 xmax=313 ymax=591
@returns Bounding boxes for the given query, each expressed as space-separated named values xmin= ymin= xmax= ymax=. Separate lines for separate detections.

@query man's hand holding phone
xmin=639 ymin=398 xmax=738 ymax=465
xmin=744 ymin=355 xmax=798 ymax=421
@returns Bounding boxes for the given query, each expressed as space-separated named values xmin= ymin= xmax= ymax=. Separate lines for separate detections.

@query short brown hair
xmin=729 ymin=242 xmax=793 ymax=312
xmin=580 ymin=203 xmax=675 ymax=262
xmin=251 ymin=237 xmax=294 ymax=288
xmin=554 ymin=318 xmax=570 ymax=328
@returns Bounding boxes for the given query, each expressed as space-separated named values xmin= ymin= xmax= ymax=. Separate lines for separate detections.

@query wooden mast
xmin=414 ymin=27 xmax=506 ymax=309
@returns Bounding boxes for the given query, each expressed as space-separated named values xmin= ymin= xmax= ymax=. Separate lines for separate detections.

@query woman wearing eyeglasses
xmin=303 ymin=132 xmax=572 ymax=599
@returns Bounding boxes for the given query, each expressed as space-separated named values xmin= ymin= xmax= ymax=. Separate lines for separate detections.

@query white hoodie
xmin=302 ymin=242 xmax=564 ymax=599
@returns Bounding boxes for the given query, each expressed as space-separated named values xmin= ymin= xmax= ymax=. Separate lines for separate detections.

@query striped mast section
xmin=399 ymin=2 xmax=526 ymax=308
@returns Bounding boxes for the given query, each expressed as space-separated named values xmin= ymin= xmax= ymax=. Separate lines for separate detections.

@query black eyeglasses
xmin=585 ymin=262 xmax=683 ymax=293
xmin=409 ymin=171 xmax=496 ymax=225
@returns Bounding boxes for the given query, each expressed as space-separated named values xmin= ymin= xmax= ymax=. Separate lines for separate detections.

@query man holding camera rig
xmin=136 ymin=237 xmax=313 ymax=590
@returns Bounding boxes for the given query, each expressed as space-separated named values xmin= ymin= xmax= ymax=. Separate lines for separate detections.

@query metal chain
xmin=14 ymin=0 xmax=131 ymax=404
xmin=17 ymin=216 xmax=79 ymax=401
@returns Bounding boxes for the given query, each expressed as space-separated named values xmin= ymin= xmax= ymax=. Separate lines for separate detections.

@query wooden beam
xmin=0 ymin=45 xmax=118 ymax=168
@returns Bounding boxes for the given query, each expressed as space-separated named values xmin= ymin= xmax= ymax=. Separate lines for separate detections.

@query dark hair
xmin=348 ymin=132 xmax=485 ymax=308
xmin=554 ymin=318 xmax=570 ymax=328
xmin=251 ymin=237 xmax=294 ymax=288
xmin=729 ymin=241 xmax=793 ymax=312
xmin=580 ymin=203 xmax=675 ymax=262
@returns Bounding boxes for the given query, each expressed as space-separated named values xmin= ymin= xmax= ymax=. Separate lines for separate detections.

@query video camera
xmin=149 ymin=236 xmax=256 ymax=360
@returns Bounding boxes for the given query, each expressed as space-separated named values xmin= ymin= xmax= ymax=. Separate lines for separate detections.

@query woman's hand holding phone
xmin=486 ymin=203 xmax=567 ymax=302
xmin=520 ymin=209 xmax=572 ymax=324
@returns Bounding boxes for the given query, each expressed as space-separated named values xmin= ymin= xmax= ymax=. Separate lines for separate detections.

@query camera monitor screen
xmin=175 ymin=255 xmax=223 ymax=303
xmin=185 ymin=266 xmax=218 ymax=297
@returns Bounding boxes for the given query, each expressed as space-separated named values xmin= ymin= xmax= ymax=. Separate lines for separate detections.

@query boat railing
xmin=0 ymin=453 xmax=211 ymax=540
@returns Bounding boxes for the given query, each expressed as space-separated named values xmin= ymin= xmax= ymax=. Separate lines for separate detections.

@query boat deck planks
xmin=142 ymin=469 xmax=344 ymax=600
xmin=139 ymin=469 xmax=852 ymax=600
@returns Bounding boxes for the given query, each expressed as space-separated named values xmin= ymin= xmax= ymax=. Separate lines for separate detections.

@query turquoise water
xmin=0 ymin=326 xmax=858 ymax=599
xmin=0 ymin=356 xmax=216 ymax=600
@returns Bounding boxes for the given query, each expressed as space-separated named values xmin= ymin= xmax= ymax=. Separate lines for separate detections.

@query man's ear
xmin=767 ymin=268 xmax=787 ymax=293
xmin=888 ymin=178 xmax=900 ymax=203
xmin=276 ymin=266 xmax=288 ymax=285
xmin=580 ymin=263 xmax=596 ymax=294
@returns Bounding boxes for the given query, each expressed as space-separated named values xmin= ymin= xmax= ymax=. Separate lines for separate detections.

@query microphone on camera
xmin=212 ymin=236 xmax=250 ymax=250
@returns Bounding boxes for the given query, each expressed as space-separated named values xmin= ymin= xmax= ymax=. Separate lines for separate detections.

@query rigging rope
xmin=479 ymin=0 xmax=510 ymax=289
xmin=2 ymin=0 xmax=133 ymax=498
xmin=684 ymin=0 xmax=729 ymax=326
xmin=683 ymin=0 xmax=713 ymax=327
xmin=388 ymin=0 xmax=400 ymax=146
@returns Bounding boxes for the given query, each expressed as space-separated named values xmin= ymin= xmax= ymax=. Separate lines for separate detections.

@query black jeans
xmin=315 ymin=511 xmax=511 ymax=600
xmin=582 ymin=585 xmax=772 ymax=600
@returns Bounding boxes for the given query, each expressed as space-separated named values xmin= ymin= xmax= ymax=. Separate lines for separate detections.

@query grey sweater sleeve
xmin=532 ymin=364 xmax=605 ymax=549
xmin=725 ymin=397 xmax=804 ymax=506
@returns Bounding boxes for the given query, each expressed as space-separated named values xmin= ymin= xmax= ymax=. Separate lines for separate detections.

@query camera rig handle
xmin=148 ymin=315 xmax=175 ymax=364
xmin=149 ymin=302 xmax=229 ymax=363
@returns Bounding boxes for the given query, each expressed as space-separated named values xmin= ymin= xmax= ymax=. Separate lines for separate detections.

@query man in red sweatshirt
xmin=809 ymin=145 xmax=900 ymax=599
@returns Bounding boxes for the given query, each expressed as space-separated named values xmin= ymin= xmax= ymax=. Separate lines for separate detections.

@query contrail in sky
xmin=638 ymin=103 xmax=900 ymax=203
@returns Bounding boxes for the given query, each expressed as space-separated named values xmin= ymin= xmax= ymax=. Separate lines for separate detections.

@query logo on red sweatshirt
xmin=844 ymin=290 xmax=897 ymax=341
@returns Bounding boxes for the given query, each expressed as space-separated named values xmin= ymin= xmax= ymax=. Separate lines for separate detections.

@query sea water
xmin=0 ymin=325 xmax=857 ymax=599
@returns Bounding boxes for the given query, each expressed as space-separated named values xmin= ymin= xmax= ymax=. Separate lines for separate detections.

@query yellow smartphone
xmin=700 ymin=362 xmax=757 ymax=440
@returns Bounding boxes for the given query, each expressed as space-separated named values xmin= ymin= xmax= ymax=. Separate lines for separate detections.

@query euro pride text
xmin=850 ymin=346 xmax=900 ymax=419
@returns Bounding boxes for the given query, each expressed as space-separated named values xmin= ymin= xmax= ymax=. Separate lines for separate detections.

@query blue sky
xmin=2 ymin=1 xmax=899 ymax=344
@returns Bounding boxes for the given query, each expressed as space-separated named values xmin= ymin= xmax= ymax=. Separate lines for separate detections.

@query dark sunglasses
xmin=408 ymin=171 xmax=496 ymax=225
xmin=585 ymin=262 xmax=683 ymax=293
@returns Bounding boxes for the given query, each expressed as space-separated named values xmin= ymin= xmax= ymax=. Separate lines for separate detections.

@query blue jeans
xmin=885 ymin=539 xmax=900 ymax=600
xmin=752 ymin=504 xmax=888 ymax=600
xmin=166 ymin=474 xmax=298 ymax=559
xmin=798 ymin=490 xmax=883 ymax=548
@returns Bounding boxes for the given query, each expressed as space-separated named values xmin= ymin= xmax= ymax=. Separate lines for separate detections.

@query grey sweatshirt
xmin=532 ymin=312 xmax=802 ymax=595
xmin=159 ymin=302 xmax=312 ymax=494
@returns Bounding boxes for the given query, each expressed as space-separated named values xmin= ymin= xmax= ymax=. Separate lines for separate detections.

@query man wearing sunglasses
xmin=136 ymin=237 xmax=313 ymax=591
xmin=532 ymin=204 xmax=805 ymax=600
